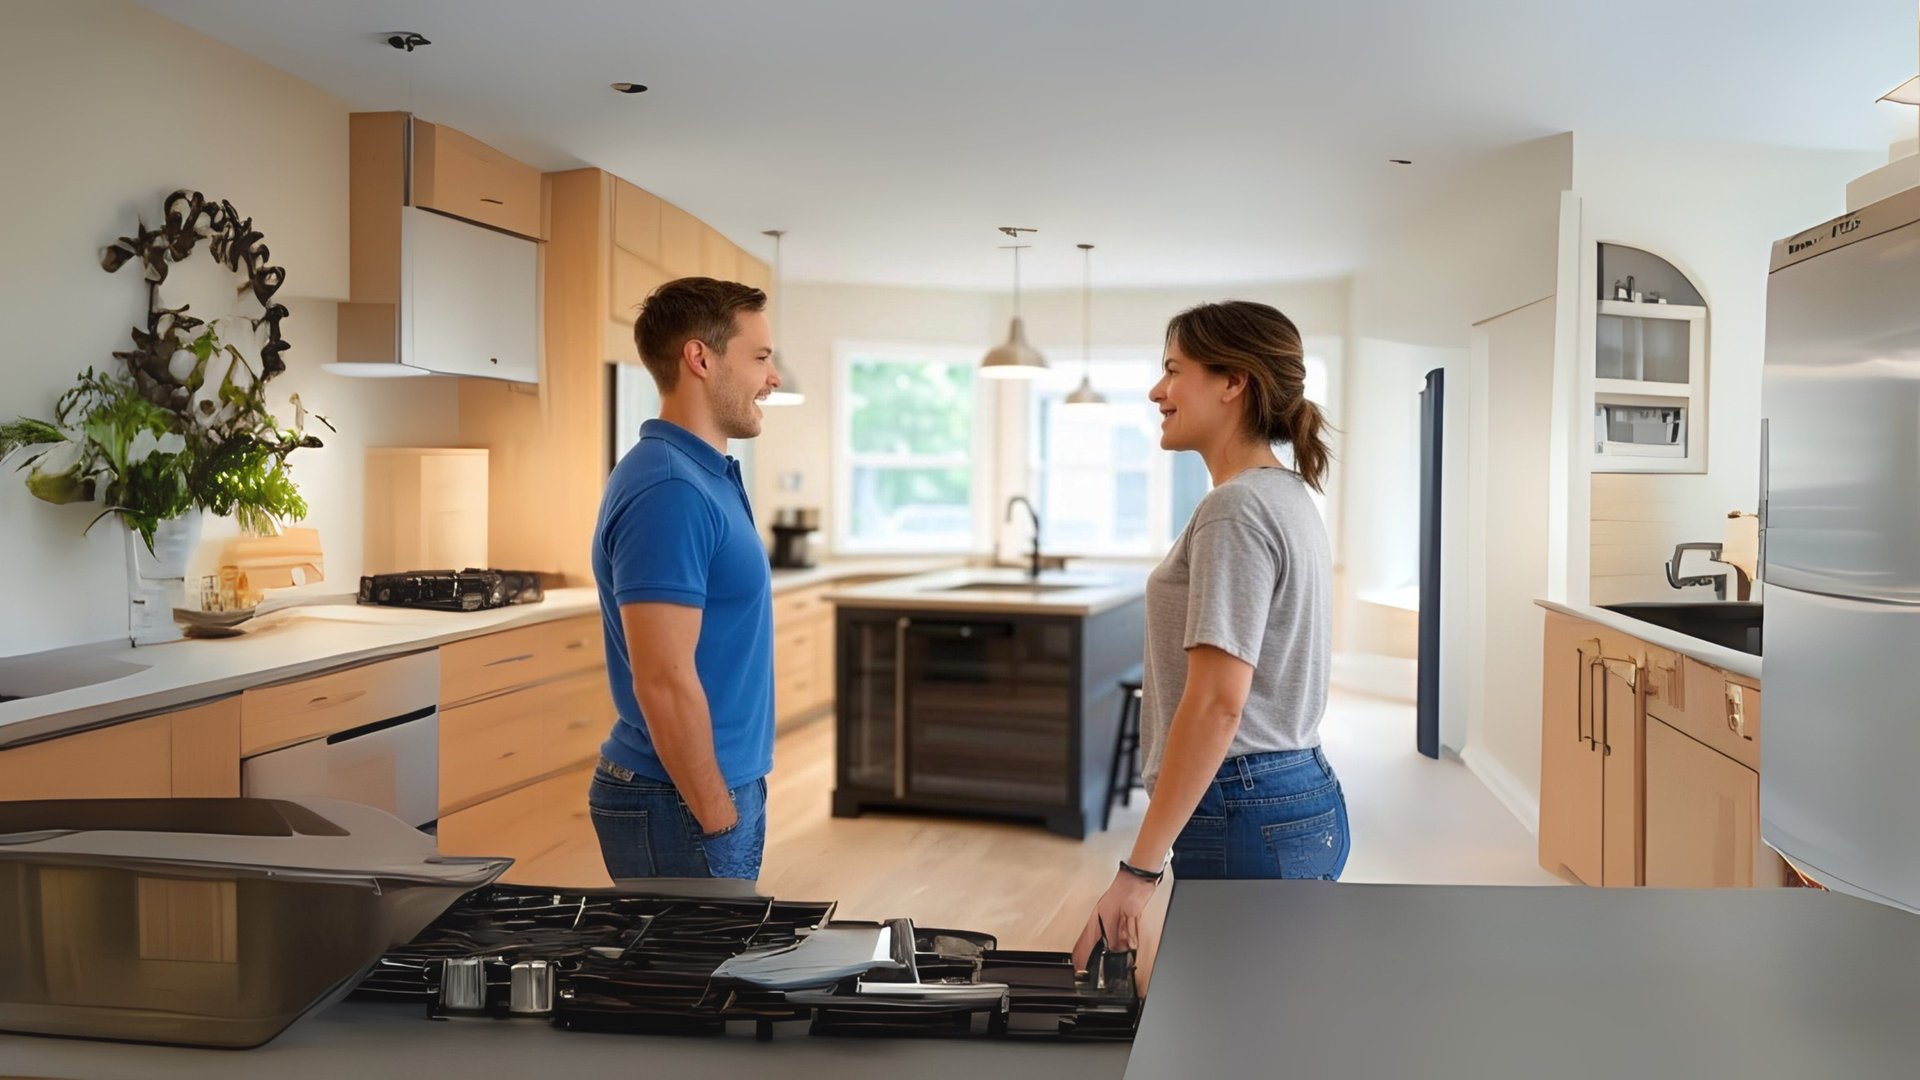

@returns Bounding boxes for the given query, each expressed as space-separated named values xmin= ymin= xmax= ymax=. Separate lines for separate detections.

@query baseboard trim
xmin=1461 ymin=745 xmax=1540 ymax=836
xmin=1330 ymin=651 xmax=1417 ymax=703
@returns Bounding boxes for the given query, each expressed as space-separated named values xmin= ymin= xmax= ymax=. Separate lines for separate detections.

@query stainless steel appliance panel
xmin=1762 ymin=211 xmax=1920 ymax=602
xmin=242 ymin=708 xmax=439 ymax=828
xmin=1759 ymin=585 xmax=1920 ymax=913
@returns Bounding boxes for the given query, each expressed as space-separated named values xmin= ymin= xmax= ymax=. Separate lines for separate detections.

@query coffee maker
xmin=770 ymin=507 xmax=820 ymax=570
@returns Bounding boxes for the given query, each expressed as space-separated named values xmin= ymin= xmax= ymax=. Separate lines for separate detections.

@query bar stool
xmin=1104 ymin=668 xmax=1144 ymax=830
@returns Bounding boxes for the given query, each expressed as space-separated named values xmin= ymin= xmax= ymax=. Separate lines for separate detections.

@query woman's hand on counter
xmin=1071 ymin=866 xmax=1159 ymax=973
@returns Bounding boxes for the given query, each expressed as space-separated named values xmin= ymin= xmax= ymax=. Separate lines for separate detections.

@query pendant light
xmin=760 ymin=229 xmax=803 ymax=406
xmin=1062 ymin=243 xmax=1108 ymax=408
xmin=979 ymin=226 xmax=1048 ymax=379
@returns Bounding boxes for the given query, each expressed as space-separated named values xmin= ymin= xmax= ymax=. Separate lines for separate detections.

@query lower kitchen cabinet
xmin=774 ymin=583 xmax=835 ymax=727
xmin=0 ymin=698 xmax=240 ymax=801
xmin=1538 ymin=614 xmax=1643 ymax=886
xmin=1539 ymin=610 xmax=1783 ymax=889
xmin=1644 ymin=716 xmax=1761 ymax=888
xmin=435 ymin=761 xmax=605 ymax=886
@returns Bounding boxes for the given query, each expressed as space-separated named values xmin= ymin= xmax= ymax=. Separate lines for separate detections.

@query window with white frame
xmin=835 ymin=345 xmax=983 ymax=553
xmin=1028 ymin=351 xmax=1335 ymax=556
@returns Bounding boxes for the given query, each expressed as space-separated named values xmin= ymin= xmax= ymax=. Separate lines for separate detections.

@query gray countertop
xmin=0 ymin=1000 xmax=1130 ymax=1079
xmin=828 ymin=567 xmax=1148 ymax=617
xmin=1128 ymin=880 xmax=1920 ymax=1079
xmin=1535 ymin=598 xmax=1762 ymax=680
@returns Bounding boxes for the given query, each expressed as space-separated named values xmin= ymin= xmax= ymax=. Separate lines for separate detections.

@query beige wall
xmin=0 ymin=1 xmax=459 ymax=655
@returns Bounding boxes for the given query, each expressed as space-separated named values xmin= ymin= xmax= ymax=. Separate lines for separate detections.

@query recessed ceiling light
xmin=1389 ymin=158 xmax=1413 ymax=165
xmin=611 ymin=82 xmax=648 ymax=94
xmin=385 ymin=32 xmax=430 ymax=52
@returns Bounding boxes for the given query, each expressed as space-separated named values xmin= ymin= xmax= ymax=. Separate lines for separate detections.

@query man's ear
xmin=681 ymin=337 xmax=711 ymax=382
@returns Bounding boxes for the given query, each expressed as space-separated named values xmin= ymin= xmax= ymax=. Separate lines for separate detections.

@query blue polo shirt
xmin=592 ymin=419 xmax=774 ymax=789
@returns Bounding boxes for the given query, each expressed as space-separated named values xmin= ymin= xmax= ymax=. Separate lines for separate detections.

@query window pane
xmin=848 ymin=465 xmax=972 ymax=547
xmin=848 ymin=359 xmax=974 ymax=456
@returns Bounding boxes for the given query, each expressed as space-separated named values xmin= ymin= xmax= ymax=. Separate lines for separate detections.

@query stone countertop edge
xmin=826 ymin=569 xmax=1149 ymax=619
xmin=1534 ymin=599 xmax=1762 ymax=681
xmin=0 ymin=563 xmax=955 ymax=750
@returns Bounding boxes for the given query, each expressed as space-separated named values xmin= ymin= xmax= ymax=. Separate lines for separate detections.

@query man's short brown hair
xmin=633 ymin=277 xmax=769 ymax=392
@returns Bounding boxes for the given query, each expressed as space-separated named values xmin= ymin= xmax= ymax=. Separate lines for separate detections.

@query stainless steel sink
xmin=938 ymin=582 xmax=1091 ymax=594
xmin=0 ymin=650 xmax=150 ymax=702
xmin=1601 ymin=601 xmax=1762 ymax=656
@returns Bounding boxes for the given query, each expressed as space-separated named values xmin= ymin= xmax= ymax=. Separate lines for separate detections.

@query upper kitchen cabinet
xmin=1590 ymin=244 xmax=1708 ymax=473
xmin=604 ymin=177 xmax=767 ymax=362
xmin=411 ymin=120 xmax=544 ymax=240
xmin=335 ymin=112 xmax=543 ymax=383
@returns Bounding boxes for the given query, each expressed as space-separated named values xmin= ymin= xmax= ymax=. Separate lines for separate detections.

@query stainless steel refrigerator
xmin=1762 ymin=184 xmax=1920 ymax=913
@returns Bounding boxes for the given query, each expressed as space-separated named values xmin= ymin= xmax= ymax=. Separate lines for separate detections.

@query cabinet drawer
xmin=440 ymin=616 xmax=602 ymax=707
xmin=241 ymin=652 xmax=438 ymax=757
xmin=1645 ymin=656 xmax=1759 ymax=770
xmin=437 ymin=761 xmax=606 ymax=887
xmin=773 ymin=584 xmax=831 ymax=628
xmin=776 ymin=662 xmax=820 ymax=723
xmin=411 ymin=120 xmax=544 ymax=240
xmin=439 ymin=669 xmax=612 ymax=815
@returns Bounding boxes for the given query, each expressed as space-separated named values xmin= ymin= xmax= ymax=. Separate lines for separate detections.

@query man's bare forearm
xmin=633 ymin=672 xmax=738 ymax=834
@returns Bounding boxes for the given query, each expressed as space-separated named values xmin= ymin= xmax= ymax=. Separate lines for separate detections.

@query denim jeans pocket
xmin=699 ymin=779 xmax=767 ymax=881
xmin=1262 ymin=806 xmax=1345 ymax=880
xmin=588 ymin=805 xmax=657 ymax=879
xmin=1171 ymin=814 xmax=1228 ymax=881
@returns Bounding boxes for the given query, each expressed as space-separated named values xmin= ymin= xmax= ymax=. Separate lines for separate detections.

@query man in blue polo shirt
xmin=589 ymin=277 xmax=781 ymax=880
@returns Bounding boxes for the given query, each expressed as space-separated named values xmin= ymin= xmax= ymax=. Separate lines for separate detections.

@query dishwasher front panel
xmin=242 ymin=706 xmax=439 ymax=828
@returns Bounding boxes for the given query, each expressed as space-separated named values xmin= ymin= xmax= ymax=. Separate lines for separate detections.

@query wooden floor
xmin=489 ymin=712 xmax=1172 ymax=964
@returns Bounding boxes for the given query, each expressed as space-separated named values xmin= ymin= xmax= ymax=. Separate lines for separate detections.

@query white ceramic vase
xmin=124 ymin=511 xmax=203 ymax=646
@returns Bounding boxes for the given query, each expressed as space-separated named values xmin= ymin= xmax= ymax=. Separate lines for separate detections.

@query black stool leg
xmin=1104 ymin=689 xmax=1132 ymax=831
xmin=1121 ymin=690 xmax=1140 ymax=807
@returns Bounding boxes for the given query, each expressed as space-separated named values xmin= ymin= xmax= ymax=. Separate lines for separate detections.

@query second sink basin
xmin=1601 ymin=601 xmax=1763 ymax=656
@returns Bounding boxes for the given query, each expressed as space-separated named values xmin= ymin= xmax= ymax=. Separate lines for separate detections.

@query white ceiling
xmin=140 ymin=0 xmax=1917 ymax=288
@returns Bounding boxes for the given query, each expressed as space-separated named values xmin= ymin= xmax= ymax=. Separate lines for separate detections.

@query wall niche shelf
xmin=1591 ymin=246 xmax=1707 ymax=474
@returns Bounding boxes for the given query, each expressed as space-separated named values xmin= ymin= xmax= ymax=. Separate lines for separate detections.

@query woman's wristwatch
xmin=1118 ymin=859 xmax=1166 ymax=884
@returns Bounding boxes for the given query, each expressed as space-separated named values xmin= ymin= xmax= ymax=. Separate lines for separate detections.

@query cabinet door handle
xmin=485 ymin=653 xmax=535 ymax=668
xmin=893 ymin=617 xmax=910 ymax=799
xmin=481 ymin=197 xmax=505 ymax=205
xmin=1726 ymin=683 xmax=1749 ymax=739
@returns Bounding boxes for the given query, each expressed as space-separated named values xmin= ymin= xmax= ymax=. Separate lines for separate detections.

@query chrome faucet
xmin=1666 ymin=542 xmax=1751 ymax=602
xmin=1005 ymin=496 xmax=1042 ymax=581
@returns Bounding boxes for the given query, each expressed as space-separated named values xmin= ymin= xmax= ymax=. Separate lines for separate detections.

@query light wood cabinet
xmin=658 ymin=202 xmax=704 ymax=277
xmin=1541 ymin=611 xmax=1779 ymax=890
xmin=773 ymin=584 xmax=835 ymax=727
xmin=363 ymin=448 xmax=490 ymax=576
xmin=436 ymin=761 xmax=605 ymax=886
xmin=411 ymin=119 xmax=544 ymax=240
xmin=611 ymin=179 xmax=662 ymax=263
xmin=1645 ymin=716 xmax=1761 ymax=888
xmin=439 ymin=614 xmax=601 ymax=709
xmin=0 ymin=698 xmax=240 ymax=801
xmin=438 ymin=668 xmax=613 ymax=816
xmin=240 ymin=651 xmax=439 ymax=758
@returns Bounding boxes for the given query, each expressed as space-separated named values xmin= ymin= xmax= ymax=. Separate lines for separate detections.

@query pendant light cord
xmin=1081 ymin=244 xmax=1092 ymax=376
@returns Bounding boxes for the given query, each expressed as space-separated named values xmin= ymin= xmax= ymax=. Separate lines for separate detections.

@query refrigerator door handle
xmin=1757 ymin=418 xmax=1769 ymax=580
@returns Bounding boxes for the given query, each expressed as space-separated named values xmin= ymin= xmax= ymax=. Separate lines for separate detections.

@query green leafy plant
xmin=2 ymin=320 xmax=328 ymax=548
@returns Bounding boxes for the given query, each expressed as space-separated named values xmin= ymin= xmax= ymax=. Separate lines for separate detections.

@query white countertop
xmin=1 ymin=561 xmax=952 ymax=751
xmin=827 ymin=567 xmax=1148 ymax=617
xmin=0 ymin=589 xmax=603 ymax=750
xmin=1535 ymin=599 xmax=1762 ymax=680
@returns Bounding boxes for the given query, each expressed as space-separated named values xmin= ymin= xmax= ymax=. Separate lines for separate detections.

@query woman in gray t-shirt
xmin=1074 ymin=301 xmax=1349 ymax=968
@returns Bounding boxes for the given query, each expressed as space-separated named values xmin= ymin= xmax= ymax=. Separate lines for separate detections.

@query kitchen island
xmin=1127 ymin=879 xmax=1920 ymax=1079
xmin=0 ymin=1000 xmax=1129 ymax=1079
xmin=827 ymin=568 xmax=1147 ymax=838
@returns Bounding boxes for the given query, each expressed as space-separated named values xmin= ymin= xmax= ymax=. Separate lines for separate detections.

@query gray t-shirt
xmin=1140 ymin=466 xmax=1332 ymax=792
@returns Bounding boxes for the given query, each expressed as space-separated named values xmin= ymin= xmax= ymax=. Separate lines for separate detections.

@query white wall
xmin=1342 ymin=135 xmax=1574 ymax=666
xmin=1569 ymin=134 xmax=1880 ymax=605
xmin=0 ymin=1 xmax=459 ymax=656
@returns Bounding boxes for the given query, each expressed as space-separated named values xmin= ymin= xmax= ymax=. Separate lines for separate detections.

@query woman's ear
xmin=1220 ymin=368 xmax=1250 ymax=403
